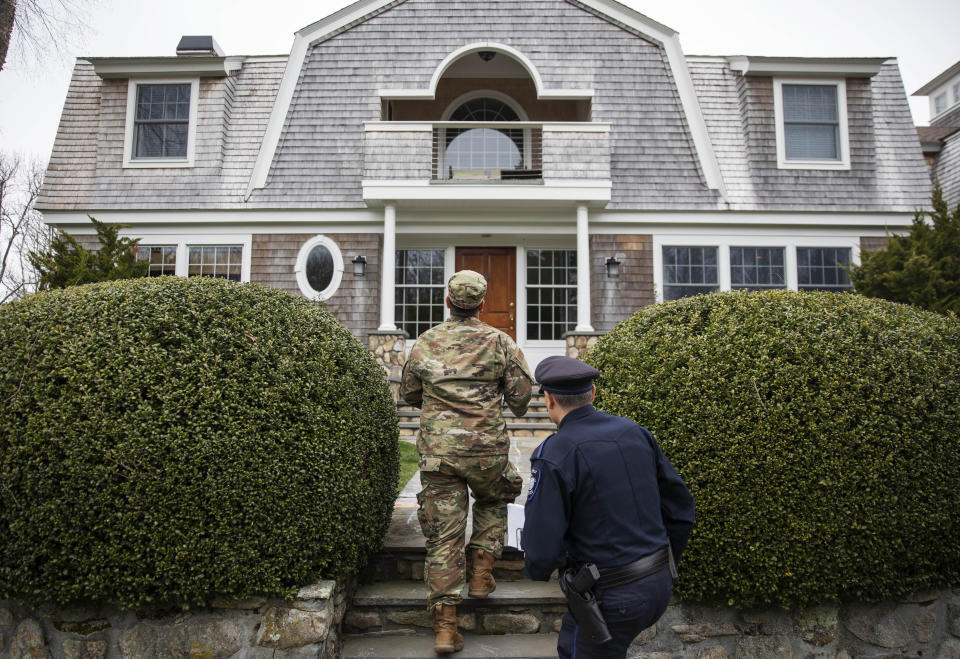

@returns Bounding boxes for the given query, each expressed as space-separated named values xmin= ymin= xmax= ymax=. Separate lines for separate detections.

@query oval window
xmin=295 ymin=235 xmax=344 ymax=300
xmin=306 ymin=244 xmax=334 ymax=292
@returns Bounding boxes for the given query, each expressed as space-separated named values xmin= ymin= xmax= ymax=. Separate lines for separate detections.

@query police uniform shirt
xmin=523 ymin=404 xmax=695 ymax=581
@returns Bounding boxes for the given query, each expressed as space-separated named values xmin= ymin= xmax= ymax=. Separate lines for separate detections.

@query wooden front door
xmin=455 ymin=247 xmax=516 ymax=339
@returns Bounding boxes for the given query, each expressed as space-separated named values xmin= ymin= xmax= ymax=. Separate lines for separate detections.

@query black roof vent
xmin=176 ymin=36 xmax=224 ymax=57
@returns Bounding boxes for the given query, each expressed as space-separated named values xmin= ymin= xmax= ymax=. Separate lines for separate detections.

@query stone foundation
xmin=564 ymin=331 xmax=604 ymax=359
xmin=0 ymin=580 xmax=351 ymax=659
xmin=368 ymin=331 xmax=407 ymax=401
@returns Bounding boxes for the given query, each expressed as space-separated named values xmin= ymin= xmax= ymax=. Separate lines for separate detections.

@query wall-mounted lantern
xmin=352 ymin=255 xmax=367 ymax=277
xmin=605 ymin=256 xmax=621 ymax=279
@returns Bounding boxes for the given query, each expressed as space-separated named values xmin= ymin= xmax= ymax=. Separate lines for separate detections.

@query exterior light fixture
xmin=352 ymin=255 xmax=367 ymax=276
xmin=478 ymin=51 xmax=496 ymax=62
xmin=605 ymin=256 xmax=621 ymax=279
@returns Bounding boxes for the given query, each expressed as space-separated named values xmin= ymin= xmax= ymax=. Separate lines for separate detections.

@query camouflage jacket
xmin=400 ymin=315 xmax=533 ymax=456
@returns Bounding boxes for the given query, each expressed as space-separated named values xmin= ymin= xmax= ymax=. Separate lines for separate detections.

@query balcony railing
xmin=432 ymin=122 xmax=543 ymax=182
xmin=363 ymin=121 xmax=611 ymax=185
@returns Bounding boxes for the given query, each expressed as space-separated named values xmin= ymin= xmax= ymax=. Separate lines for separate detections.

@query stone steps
xmin=343 ymin=580 xmax=566 ymax=643
xmin=396 ymin=397 xmax=556 ymax=439
xmin=342 ymin=630 xmax=560 ymax=658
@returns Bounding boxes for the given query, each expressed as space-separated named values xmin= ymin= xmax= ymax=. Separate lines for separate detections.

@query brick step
xmin=343 ymin=580 xmax=565 ymax=638
xmin=341 ymin=631 xmax=560 ymax=658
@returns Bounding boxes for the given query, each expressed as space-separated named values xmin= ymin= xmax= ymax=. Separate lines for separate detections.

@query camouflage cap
xmin=447 ymin=270 xmax=487 ymax=309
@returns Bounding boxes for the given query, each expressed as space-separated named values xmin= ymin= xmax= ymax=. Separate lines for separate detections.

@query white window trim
xmin=123 ymin=78 xmax=199 ymax=169
xmin=934 ymin=92 xmax=948 ymax=116
xmin=653 ymin=234 xmax=861 ymax=303
xmin=129 ymin=233 xmax=251 ymax=282
xmin=773 ymin=78 xmax=850 ymax=171
xmin=295 ymin=235 xmax=345 ymax=301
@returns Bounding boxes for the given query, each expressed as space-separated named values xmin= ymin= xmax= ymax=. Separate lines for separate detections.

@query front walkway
xmin=390 ymin=431 xmax=546 ymax=548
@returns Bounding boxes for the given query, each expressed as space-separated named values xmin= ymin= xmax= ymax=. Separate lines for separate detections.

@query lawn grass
xmin=397 ymin=440 xmax=420 ymax=495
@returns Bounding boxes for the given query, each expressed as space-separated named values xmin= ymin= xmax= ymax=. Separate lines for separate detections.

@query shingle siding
xmin=931 ymin=131 xmax=960 ymax=208
xmin=37 ymin=58 xmax=286 ymax=211
xmin=688 ymin=58 xmax=929 ymax=212
xmin=589 ymin=234 xmax=654 ymax=331
xmin=250 ymin=233 xmax=381 ymax=340
xmin=252 ymin=0 xmax=718 ymax=209
xmin=37 ymin=0 xmax=929 ymax=215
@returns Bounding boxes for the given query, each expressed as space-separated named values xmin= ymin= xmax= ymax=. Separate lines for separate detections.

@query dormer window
xmin=134 ymin=84 xmax=191 ymax=158
xmin=934 ymin=92 xmax=948 ymax=115
xmin=773 ymin=79 xmax=850 ymax=170
xmin=123 ymin=78 xmax=199 ymax=168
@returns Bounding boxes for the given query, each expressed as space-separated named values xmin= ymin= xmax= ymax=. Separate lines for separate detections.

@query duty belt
xmin=595 ymin=547 xmax=670 ymax=591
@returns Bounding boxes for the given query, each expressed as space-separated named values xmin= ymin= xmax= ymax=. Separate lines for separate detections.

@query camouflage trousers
xmin=416 ymin=454 xmax=523 ymax=609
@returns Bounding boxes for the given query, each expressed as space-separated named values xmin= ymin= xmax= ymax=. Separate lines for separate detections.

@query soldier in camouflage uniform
xmin=400 ymin=270 xmax=533 ymax=654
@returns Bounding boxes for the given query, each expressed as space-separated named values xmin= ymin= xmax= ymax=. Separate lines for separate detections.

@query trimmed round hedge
xmin=587 ymin=291 xmax=960 ymax=608
xmin=0 ymin=277 xmax=399 ymax=609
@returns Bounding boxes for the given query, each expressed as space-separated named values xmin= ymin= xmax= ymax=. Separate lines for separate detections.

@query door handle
xmin=509 ymin=302 xmax=515 ymax=308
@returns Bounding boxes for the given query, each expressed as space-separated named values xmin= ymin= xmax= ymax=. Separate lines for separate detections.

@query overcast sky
xmin=1 ymin=0 xmax=958 ymax=164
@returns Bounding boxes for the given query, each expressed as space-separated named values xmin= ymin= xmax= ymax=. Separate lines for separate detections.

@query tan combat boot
xmin=433 ymin=604 xmax=464 ymax=654
xmin=467 ymin=547 xmax=496 ymax=598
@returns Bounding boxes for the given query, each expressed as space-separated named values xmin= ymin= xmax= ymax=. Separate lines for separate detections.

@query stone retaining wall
xmin=0 ymin=580 xmax=351 ymax=659
xmin=628 ymin=588 xmax=960 ymax=659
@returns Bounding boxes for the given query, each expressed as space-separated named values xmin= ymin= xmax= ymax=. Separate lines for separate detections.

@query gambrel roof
xmin=37 ymin=0 xmax=930 ymax=214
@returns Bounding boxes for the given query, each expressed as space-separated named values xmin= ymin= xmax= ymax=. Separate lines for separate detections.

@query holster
xmin=559 ymin=564 xmax=613 ymax=645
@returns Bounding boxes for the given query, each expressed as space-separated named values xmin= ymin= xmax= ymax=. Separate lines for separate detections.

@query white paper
xmin=506 ymin=503 xmax=525 ymax=550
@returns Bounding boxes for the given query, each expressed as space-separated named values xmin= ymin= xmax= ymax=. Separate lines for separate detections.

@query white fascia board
xmin=90 ymin=56 xmax=243 ymax=78
xmin=662 ymin=35 xmax=726 ymax=196
xmin=245 ymin=0 xmax=400 ymax=199
xmin=728 ymin=56 xmax=887 ymax=78
xmin=40 ymin=209 xmax=385 ymax=226
xmin=573 ymin=0 xmax=725 ymax=196
xmin=592 ymin=210 xmax=915 ymax=228
xmin=361 ymin=180 xmax=612 ymax=203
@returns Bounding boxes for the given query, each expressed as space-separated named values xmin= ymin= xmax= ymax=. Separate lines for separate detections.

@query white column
xmin=575 ymin=204 xmax=594 ymax=332
xmin=379 ymin=203 xmax=398 ymax=331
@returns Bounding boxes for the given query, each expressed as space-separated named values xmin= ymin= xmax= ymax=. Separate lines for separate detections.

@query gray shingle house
xmin=37 ymin=0 xmax=931 ymax=369
xmin=914 ymin=60 xmax=960 ymax=208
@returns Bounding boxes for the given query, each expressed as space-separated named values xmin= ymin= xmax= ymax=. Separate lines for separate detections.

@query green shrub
xmin=0 ymin=277 xmax=399 ymax=609
xmin=587 ymin=291 xmax=960 ymax=608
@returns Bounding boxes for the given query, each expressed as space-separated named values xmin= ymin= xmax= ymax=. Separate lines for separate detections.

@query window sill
xmin=776 ymin=159 xmax=850 ymax=171
xmin=123 ymin=159 xmax=194 ymax=169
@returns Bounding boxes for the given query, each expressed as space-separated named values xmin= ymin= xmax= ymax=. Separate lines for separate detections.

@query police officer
xmin=400 ymin=270 xmax=534 ymax=655
xmin=523 ymin=356 xmax=695 ymax=659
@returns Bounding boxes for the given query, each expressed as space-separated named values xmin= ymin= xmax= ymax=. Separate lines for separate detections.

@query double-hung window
xmin=662 ymin=246 xmax=719 ymax=300
xmin=774 ymin=79 xmax=849 ymax=169
xmin=797 ymin=247 xmax=852 ymax=291
xmin=131 ymin=235 xmax=250 ymax=282
xmin=136 ymin=245 xmax=177 ymax=276
xmin=395 ymin=249 xmax=446 ymax=339
xmin=526 ymin=249 xmax=577 ymax=341
xmin=656 ymin=239 xmax=857 ymax=301
xmin=124 ymin=79 xmax=198 ymax=167
xmin=730 ymin=247 xmax=785 ymax=291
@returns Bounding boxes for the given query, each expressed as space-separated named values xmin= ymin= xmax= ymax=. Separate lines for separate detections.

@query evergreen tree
xmin=28 ymin=217 xmax=147 ymax=290
xmin=849 ymin=184 xmax=960 ymax=315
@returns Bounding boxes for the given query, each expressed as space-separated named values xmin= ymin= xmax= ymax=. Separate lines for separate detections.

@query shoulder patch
xmin=527 ymin=466 xmax=541 ymax=501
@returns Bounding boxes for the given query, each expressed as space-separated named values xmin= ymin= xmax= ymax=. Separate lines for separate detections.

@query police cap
xmin=535 ymin=355 xmax=600 ymax=394
xmin=447 ymin=270 xmax=487 ymax=309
